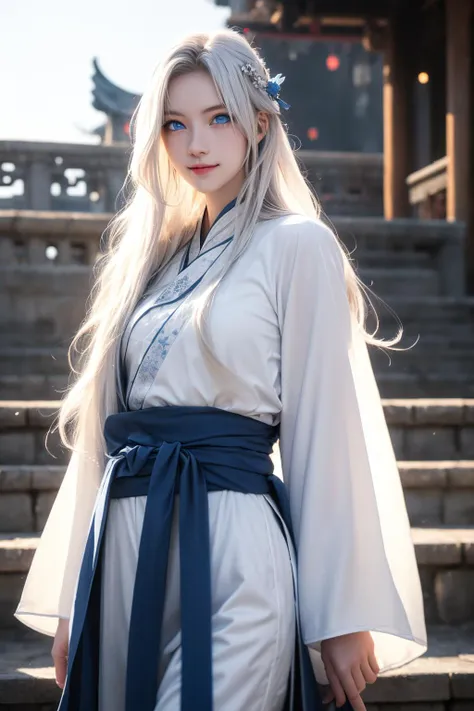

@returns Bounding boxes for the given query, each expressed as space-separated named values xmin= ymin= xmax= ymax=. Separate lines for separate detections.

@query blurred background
xmin=1 ymin=2 xmax=474 ymax=709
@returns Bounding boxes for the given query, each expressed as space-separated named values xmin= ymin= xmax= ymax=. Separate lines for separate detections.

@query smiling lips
xmin=189 ymin=164 xmax=218 ymax=175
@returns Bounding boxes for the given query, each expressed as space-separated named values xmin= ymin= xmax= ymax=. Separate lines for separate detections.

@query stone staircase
xmin=1 ymin=400 xmax=474 ymax=710
xmin=1 ymin=214 xmax=474 ymax=400
xmin=1 ymin=213 xmax=474 ymax=710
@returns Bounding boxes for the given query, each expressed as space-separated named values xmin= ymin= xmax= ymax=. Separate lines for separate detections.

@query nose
xmin=187 ymin=126 xmax=209 ymax=158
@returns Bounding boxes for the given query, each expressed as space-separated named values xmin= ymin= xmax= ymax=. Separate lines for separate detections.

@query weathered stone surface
xmin=465 ymin=542 xmax=474 ymax=565
xmin=405 ymin=428 xmax=458 ymax=461
xmin=447 ymin=463 xmax=474 ymax=488
xmin=411 ymin=528 xmax=463 ymax=566
xmin=451 ymin=670 xmax=474 ymax=699
xmin=0 ymin=536 xmax=37 ymax=573
xmin=35 ymin=492 xmax=57 ymax=531
xmin=0 ymin=573 xmax=25 ymax=605
xmin=33 ymin=431 xmax=67 ymax=465
xmin=0 ymin=406 xmax=27 ymax=428
xmin=27 ymin=405 xmax=58 ymax=428
xmin=384 ymin=402 xmax=414 ymax=425
xmin=0 ymin=466 xmax=32 ymax=491
xmin=405 ymin=490 xmax=443 ymax=526
xmin=399 ymin=462 xmax=448 ymax=489
xmin=413 ymin=401 xmax=466 ymax=425
xmin=0 ymin=573 xmax=26 ymax=627
xmin=435 ymin=571 xmax=474 ymax=624
xmin=31 ymin=466 xmax=65 ymax=490
xmin=460 ymin=429 xmax=474 ymax=459
xmin=0 ymin=466 xmax=65 ymax=495
xmin=0 ymin=494 xmax=34 ymax=533
xmin=363 ymin=672 xmax=449 ymax=702
xmin=0 ymin=433 xmax=35 ymax=465
xmin=389 ymin=427 xmax=405 ymax=459
xmin=444 ymin=492 xmax=474 ymax=525
xmin=418 ymin=568 xmax=439 ymax=623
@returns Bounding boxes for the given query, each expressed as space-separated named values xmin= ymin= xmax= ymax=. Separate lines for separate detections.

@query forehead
xmin=165 ymin=70 xmax=223 ymax=113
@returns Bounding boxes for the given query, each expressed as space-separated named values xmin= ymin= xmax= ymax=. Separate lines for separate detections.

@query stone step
xmin=371 ymin=348 xmax=474 ymax=377
xmin=1 ymin=528 xmax=474 ymax=629
xmin=3 ymin=342 xmax=473 ymax=379
xmin=3 ymin=371 xmax=474 ymax=401
xmin=371 ymin=296 xmax=474 ymax=329
xmin=1 ymin=462 xmax=473 ymax=535
xmin=377 ymin=373 xmax=474 ymax=399
xmin=0 ymin=349 xmax=69 ymax=376
xmin=0 ymin=626 xmax=472 ymax=710
xmin=359 ymin=267 xmax=440 ymax=297
xmin=0 ymin=374 xmax=68 ymax=400
xmin=354 ymin=248 xmax=433 ymax=269
xmin=401 ymin=461 xmax=474 ymax=526
xmin=0 ymin=465 xmax=64 ymax=533
xmin=1 ymin=400 xmax=474 ymax=464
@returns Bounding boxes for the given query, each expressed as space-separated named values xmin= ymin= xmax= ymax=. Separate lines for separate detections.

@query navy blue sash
xmin=58 ymin=405 xmax=325 ymax=711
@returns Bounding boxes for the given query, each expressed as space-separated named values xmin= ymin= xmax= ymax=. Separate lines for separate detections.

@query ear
xmin=256 ymin=111 xmax=269 ymax=144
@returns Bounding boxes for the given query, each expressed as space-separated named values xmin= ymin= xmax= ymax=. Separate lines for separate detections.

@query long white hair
xmin=55 ymin=27 xmax=397 ymax=485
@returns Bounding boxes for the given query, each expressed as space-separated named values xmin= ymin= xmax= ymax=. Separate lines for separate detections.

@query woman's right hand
xmin=52 ymin=618 xmax=69 ymax=689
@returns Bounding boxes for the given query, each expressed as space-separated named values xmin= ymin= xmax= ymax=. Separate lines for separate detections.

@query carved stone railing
xmin=297 ymin=150 xmax=383 ymax=217
xmin=0 ymin=211 xmax=465 ymax=358
xmin=0 ymin=211 xmax=108 ymax=267
xmin=0 ymin=140 xmax=382 ymax=217
xmin=0 ymin=140 xmax=130 ymax=213
xmin=406 ymin=156 xmax=448 ymax=219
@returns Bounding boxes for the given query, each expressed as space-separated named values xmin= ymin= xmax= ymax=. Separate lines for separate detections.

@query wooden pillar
xmin=383 ymin=13 xmax=411 ymax=219
xmin=446 ymin=0 xmax=471 ymax=222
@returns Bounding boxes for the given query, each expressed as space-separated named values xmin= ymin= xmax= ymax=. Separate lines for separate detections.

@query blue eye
xmin=212 ymin=113 xmax=230 ymax=125
xmin=164 ymin=120 xmax=185 ymax=132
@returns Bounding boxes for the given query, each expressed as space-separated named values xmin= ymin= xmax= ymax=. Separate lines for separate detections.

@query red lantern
xmin=326 ymin=54 xmax=340 ymax=71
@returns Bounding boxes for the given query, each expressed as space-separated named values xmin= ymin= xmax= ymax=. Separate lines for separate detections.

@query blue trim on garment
xmin=57 ymin=406 xmax=328 ymax=711
xmin=123 ymin=238 xmax=233 ymax=409
xmin=181 ymin=197 xmax=237 ymax=272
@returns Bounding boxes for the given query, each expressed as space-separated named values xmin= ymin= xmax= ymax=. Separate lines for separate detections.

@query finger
xmin=368 ymin=651 xmax=380 ymax=676
xmin=338 ymin=670 xmax=365 ymax=711
xmin=347 ymin=694 xmax=366 ymax=711
xmin=324 ymin=658 xmax=347 ymax=708
xmin=351 ymin=665 xmax=367 ymax=694
xmin=361 ymin=659 xmax=378 ymax=685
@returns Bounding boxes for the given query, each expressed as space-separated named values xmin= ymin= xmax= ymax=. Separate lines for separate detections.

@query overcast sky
xmin=1 ymin=0 xmax=230 ymax=143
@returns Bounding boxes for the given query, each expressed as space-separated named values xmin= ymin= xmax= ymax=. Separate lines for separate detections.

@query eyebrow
xmin=164 ymin=104 xmax=227 ymax=117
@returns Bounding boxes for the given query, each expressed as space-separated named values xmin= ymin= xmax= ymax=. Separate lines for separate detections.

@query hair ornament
xmin=240 ymin=63 xmax=291 ymax=111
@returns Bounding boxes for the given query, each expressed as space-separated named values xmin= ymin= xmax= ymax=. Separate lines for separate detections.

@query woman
xmin=15 ymin=29 xmax=427 ymax=711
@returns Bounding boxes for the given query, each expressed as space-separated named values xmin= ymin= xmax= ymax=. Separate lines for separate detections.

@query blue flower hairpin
xmin=265 ymin=73 xmax=291 ymax=111
xmin=241 ymin=63 xmax=291 ymax=111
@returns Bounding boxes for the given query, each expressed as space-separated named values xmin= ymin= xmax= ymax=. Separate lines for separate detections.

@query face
xmin=161 ymin=70 xmax=254 ymax=205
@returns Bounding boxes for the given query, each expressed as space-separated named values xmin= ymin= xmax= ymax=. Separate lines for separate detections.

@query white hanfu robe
xmin=15 ymin=204 xmax=427 ymax=710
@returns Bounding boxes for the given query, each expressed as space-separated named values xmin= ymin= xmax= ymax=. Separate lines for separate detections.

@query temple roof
xmin=91 ymin=58 xmax=141 ymax=119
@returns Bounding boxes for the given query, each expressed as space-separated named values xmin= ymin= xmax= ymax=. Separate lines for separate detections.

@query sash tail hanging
xmin=57 ymin=405 xmax=323 ymax=711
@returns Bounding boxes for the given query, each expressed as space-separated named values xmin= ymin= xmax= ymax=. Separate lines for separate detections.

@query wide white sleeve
xmin=276 ymin=218 xmax=427 ymax=682
xmin=14 ymin=449 xmax=100 ymax=637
